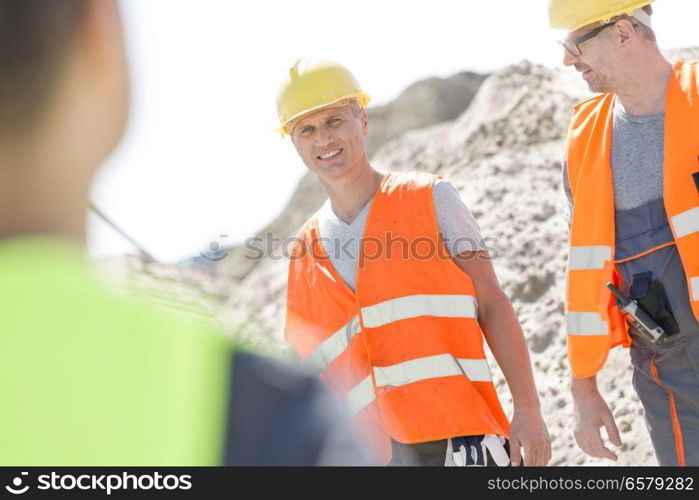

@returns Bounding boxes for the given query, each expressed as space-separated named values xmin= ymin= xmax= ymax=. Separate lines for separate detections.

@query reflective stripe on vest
xmin=373 ymin=354 xmax=492 ymax=387
xmin=567 ymin=311 xmax=608 ymax=336
xmin=346 ymin=355 xmax=492 ymax=415
xmin=568 ymin=246 xmax=612 ymax=271
xmin=671 ymin=206 xmax=699 ymax=239
xmin=347 ymin=376 xmax=375 ymax=417
xmin=304 ymin=315 xmax=360 ymax=373
xmin=361 ymin=294 xmax=477 ymax=329
xmin=305 ymin=294 xmax=478 ymax=373
xmin=565 ymin=61 xmax=699 ymax=378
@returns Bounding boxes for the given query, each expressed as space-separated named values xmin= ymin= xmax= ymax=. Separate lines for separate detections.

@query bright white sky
xmin=88 ymin=0 xmax=698 ymax=262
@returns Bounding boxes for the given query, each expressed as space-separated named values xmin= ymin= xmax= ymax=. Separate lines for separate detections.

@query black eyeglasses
xmin=558 ymin=21 xmax=615 ymax=57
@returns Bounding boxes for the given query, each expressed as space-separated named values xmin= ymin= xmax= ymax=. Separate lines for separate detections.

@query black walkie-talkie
xmin=693 ymin=171 xmax=699 ymax=193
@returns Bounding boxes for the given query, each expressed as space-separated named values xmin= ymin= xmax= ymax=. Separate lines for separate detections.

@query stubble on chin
xmin=588 ymin=75 xmax=614 ymax=94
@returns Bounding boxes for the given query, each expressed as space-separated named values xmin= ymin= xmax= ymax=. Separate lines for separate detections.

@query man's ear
xmin=614 ymin=19 xmax=636 ymax=47
xmin=361 ymin=109 xmax=368 ymax=136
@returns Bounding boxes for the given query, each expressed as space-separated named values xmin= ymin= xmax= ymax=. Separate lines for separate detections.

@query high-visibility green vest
xmin=0 ymin=236 xmax=232 ymax=465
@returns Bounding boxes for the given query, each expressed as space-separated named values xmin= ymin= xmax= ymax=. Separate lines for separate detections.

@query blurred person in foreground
xmin=278 ymin=59 xmax=551 ymax=466
xmin=0 ymin=0 xmax=370 ymax=466
xmin=550 ymin=0 xmax=699 ymax=465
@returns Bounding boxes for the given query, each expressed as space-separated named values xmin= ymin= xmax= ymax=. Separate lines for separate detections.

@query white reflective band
xmin=346 ymin=375 xmax=375 ymax=417
xmin=304 ymin=315 xmax=360 ymax=373
xmin=691 ymin=276 xmax=699 ymax=302
xmin=568 ymin=246 xmax=611 ymax=271
xmin=671 ymin=206 xmax=699 ymax=239
xmin=315 ymin=262 xmax=336 ymax=282
xmin=567 ymin=311 xmax=608 ymax=335
xmin=361 ymin=294 xmax=478 ymax=329
xmin=373 ymin=354 xmax=492 ymax=387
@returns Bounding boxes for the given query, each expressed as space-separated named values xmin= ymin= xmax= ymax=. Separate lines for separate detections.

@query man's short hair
xmin=610 ymin=4 xmax=656 ymax=43
xmin=0 ymin=0 xmax=86 ymax=140
xmin=342 ymin=98 xmax=362 ymax=118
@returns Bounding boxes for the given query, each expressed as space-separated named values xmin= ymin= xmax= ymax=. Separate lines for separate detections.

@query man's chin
xmin=313 ymin=160 xmax=350 ymax=177
xmin=585 ymin=77 xmax=612 ymax=94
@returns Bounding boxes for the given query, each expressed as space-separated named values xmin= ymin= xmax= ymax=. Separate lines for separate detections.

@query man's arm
xmin=453 ymin=252 xmax=551 ymax=466
xmin=561 ymin=159 xmax=622 ymax=461
xmin=431 ymin=180 xmax=550 ymax=465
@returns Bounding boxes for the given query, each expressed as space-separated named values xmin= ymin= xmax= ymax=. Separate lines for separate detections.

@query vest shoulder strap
xmin=380 ymin=170 xmax=441 ymax=198
xmin=567 ymin=93 xmax=614 ymax=195
xmin=571 ymin=94 xmax=608 ymax=124
xmin=675 ymin=60 xmax=698 ymax=97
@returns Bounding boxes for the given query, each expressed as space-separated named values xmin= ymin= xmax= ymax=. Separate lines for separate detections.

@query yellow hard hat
xmin=548 ymin=0 xmax=654 ymax=32
xmin=275 ymin=59 xmax=371 ymax=136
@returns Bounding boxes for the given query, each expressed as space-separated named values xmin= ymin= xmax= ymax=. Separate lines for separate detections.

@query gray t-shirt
xmin=317 ymin=177 xmax=487 ymax=291
xmin=562 ymin=97 xmax=665 ymax=221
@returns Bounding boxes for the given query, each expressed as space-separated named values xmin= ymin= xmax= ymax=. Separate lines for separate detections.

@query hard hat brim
xmin=550 ymin=0 xmax=653 ymax=32
xmin=276 ymin=92 xmax=371 ymax=136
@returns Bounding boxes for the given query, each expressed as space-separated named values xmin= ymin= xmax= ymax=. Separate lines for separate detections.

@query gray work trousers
xmin=616 ymin=199 xmax=699 ymax=466
xmin=629 ymin=332 xmax=699 ymax=465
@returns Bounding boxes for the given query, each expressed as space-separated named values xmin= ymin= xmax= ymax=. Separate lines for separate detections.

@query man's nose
xmin=316 ymin=127 xmax=334 ymax=147
xmin=563 ymin=49 xmax=578 ymax=67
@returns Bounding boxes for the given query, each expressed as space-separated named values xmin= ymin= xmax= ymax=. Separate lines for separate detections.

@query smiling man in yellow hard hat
xmin=550 ymin=0 xmax=699 ymax=465
xmin=278 ymin=59 xmax=551 ymax=466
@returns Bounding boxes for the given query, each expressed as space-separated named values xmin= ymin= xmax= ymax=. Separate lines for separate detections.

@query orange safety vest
xmin=566 ymin=61 xmax=699 ymax=379
xmin=284 ymin=171 xmax=510 ymax=464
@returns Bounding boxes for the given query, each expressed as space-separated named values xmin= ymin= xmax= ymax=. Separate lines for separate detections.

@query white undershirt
xmin=316 ymin=178 xmax=487 ymax=291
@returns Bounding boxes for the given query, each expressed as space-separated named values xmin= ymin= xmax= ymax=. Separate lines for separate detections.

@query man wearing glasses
xmin=550 ymin=0 xmax=699 ymax=465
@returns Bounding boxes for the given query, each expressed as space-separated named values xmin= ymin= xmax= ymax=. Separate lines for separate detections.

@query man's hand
xmin=572 ymin=382 xmax=622 ymax=461
xmin=509 ymin=407 xmax=551 ymax=466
